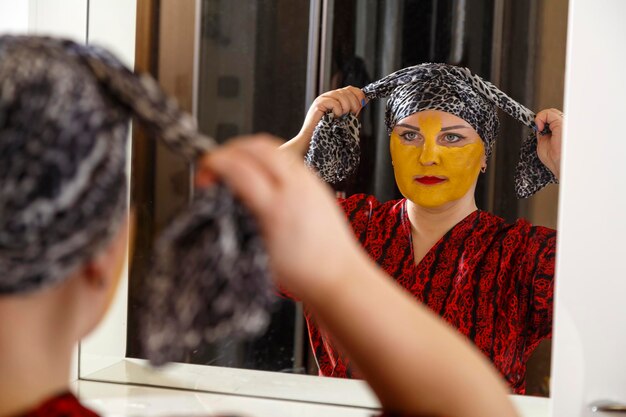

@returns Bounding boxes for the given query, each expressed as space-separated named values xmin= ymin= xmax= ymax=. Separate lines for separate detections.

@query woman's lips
xmin=414 ymin=176 xmax=447 ymax=185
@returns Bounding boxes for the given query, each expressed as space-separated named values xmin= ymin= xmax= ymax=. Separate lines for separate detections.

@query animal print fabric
xmin=0 ymin=36 xmax=274 ymax=365
xmin=305 ymin=112 xmax=361 ymax=183
xmin=305 ymin=63 xmax=557 ymax=198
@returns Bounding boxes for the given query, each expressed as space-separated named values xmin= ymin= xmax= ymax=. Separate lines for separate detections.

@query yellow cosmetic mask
xmin=390 ymin=115 xmax=485 ymax=208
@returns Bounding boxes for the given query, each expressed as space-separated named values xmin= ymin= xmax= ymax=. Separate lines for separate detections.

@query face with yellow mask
xmin=390 ymin=110 xmax=486 ymax=208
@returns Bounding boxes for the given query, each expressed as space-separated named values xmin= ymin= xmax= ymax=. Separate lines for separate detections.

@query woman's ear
xmin=83 ymin=262 xmax=107 ymax=290
xmin=79 ymin=215 xmax=130 ymax=314
xmin=77 ymin=216 xmax=130 ymax=337
xmin=480 ymin=149 xmax=487 ymax=173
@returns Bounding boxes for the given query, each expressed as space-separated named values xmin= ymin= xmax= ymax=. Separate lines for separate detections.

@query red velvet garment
xmin=305 ymin=194 xmax=555 ymax=394
xmin=19 ymin=392 xmax=99 ymax=417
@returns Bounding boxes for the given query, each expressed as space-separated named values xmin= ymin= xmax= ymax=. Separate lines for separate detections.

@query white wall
xmin=88 ymin=0 xmax=136 ymax=67
xmin=0 ymin=1 xmax=30 ymax=33
xmin=0 ymin=0 xmax=87 ymax=41
xmin=0 ymin=0 xmax=136 ymax=379
xmin=79 ymin=0 xmax=137 ymax=375
xmin=552 ymin=0 xmax=626 ymax=416
xmin=27 ymin=0 xmax=87 ymax=42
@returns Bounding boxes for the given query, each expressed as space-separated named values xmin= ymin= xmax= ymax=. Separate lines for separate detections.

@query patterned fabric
xmin=0 ymin=35 xmax=274 ymax=365
xmin=305 ymin=63 xmax=558 ymax=198
xmin=306 ymin=113 xmax=362 ymax=184
xmin=304 ymin=194 xmax=555 ymax=394
xmin=19 ymin=392 xmax=99 ymax=417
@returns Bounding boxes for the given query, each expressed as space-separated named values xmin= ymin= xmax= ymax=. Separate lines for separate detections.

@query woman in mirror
xmin=282 ymin=64 xmax=563 ymax=394
xmin=0 ymin=36 xmax=518 ymax=417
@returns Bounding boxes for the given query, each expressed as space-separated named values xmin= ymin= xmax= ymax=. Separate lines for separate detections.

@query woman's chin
xmin=406 ymin=195 xmax=466 ymax=211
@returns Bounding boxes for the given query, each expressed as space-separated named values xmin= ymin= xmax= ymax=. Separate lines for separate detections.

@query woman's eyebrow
xmin=395 ymin=123 xmax=420 ymax=130
xmin=395 ymin=123 xmax=471 ymax=131
xmin=441 ymin=125 xmax=471 ymax=131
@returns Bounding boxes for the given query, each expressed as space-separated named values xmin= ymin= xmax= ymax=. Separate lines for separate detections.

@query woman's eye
xmin=401 ymin=132 xmax=419 ymax=141
xmin=443 ymin=133 xmax=462 ymax=143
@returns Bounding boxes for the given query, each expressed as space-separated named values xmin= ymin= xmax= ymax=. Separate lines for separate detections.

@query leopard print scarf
xmin=0 ymin=36 xmax=274 ymax=365
xmin=306 ymin=63 xmax=557 ymax=198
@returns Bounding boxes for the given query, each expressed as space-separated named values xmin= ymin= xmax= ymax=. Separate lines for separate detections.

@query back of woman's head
xmin=0 ymin=35 xmax=274 ymax=364
xmin=0 ymin=36 xmax=128 ymax=294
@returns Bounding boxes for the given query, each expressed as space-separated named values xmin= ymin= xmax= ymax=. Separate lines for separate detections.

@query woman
xmin=282 ymin=63 xmax=563 ymax=394
xmin=0 ymin=36 xmax=517 ymax=417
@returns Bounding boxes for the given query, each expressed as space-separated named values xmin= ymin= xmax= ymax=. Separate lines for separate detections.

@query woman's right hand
xmin=199 ymin=134 xmax=365 ymax=298
xmin=283 ymin=86 xmax=367 ymax=157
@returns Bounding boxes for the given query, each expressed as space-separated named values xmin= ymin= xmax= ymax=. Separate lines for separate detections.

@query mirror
xmin=77 ymin=0 xmax=568 ymax=403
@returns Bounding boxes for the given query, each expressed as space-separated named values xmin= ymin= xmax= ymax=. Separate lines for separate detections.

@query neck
xmin=406 ymin=192 xmax=478 ymax=265
xmin=407 ymin=194 xmax=477 ymax=238
xmin=0 ymin=290 xmax=76 ymax=417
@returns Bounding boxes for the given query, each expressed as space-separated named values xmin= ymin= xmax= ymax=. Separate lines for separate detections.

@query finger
xmin=194 ymin=168 xmax=218 ymax=188
xmin=342 ymin=87 xmax=363 ymax=114
xmin=207 ymin=143 xmax=278 ymax=217
xmin=351 ymin=87 xmax=368 ymax=116
xmin=227 ymin=135 xmax=301 ymax=187
xmin=535 ymin=108 xmax=563 ymax=132
xmin=196 ymin=138 xmax=287 ymax=188
xmin=348 ymin=86 xmax=367 ymax=104
xmin=195 ymin=153 xmax=219 ymax=188
xmin=314 ymin=96 xmax=346 ymax=119
xmin=331 ymin=91 xmax=355 ymax=117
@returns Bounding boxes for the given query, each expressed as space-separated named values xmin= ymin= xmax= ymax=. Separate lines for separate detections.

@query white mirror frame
xmin=550 ymin=1 xmax=626 ymax=416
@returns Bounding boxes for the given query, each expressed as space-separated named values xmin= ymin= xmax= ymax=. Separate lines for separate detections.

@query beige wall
xmin=523 ymin=0 xmax=568 ymax=396
xmin=154 ymin=0 xmax=197 ymax=230
xmin=526 ymin=0 xmax=569 ymax=229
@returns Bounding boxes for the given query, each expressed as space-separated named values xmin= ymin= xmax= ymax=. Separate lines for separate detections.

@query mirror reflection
xmin=128 ymin=0 xmax=567 ymax=397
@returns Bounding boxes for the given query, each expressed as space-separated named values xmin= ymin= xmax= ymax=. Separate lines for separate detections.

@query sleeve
xmin=337 ymin=193 xmax=378 ymax=246
xmin=524 ymin=225 xmax=556 ymax=348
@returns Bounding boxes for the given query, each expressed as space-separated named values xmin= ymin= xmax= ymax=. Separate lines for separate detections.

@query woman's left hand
xmin=535 ymin=108 xmax=564 ymax=180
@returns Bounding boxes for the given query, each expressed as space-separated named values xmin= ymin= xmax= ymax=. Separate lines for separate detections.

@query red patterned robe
xmin=19 ymin=391 xmax=408 ymax=417
xmin=305 ymin=194 xmax=555 ymax=394
xmin=20 ymin=393 xmax=99 ymax=417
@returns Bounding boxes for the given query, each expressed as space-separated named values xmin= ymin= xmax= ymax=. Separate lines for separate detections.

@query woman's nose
xmin=419 ymin=139 xmax=440 ymax=165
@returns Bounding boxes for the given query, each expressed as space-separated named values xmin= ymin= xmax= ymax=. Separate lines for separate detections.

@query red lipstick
xmin=415 ymin=176 xmax=446 ymax=185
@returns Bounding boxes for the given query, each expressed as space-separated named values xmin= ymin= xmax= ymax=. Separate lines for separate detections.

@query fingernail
xmin=361 ymin=98 xmax=366 ymax=107
xmin=196 ymin=171 xmax=217 ymax=188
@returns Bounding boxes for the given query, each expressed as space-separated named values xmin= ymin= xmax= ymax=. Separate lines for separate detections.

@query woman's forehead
xmin=397 ymin=110 xmax=470 ymax=127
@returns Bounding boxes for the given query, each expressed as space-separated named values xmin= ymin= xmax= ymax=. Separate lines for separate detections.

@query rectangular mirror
xmin=77 ymin=0 xmax=568 ymax=409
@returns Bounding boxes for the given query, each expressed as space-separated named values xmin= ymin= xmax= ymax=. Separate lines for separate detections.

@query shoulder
xmin=478 ymin=211 xmax=556 ymax=252
xmin=479 ymin=211 xmax=555 ymax=235
xmin=338 ymin=194 xmax=406 ymax=242
xmin=338 ymin=193 xmax=379 ymax=214
xmin=338 ymin=193 xmax=405 ymax=218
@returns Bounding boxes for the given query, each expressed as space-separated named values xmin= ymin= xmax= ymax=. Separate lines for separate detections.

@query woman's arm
xmin=280 ymin=86 xmax=367 ymax=158
xmin=200 ymin=136 xmax=518 ymax=417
